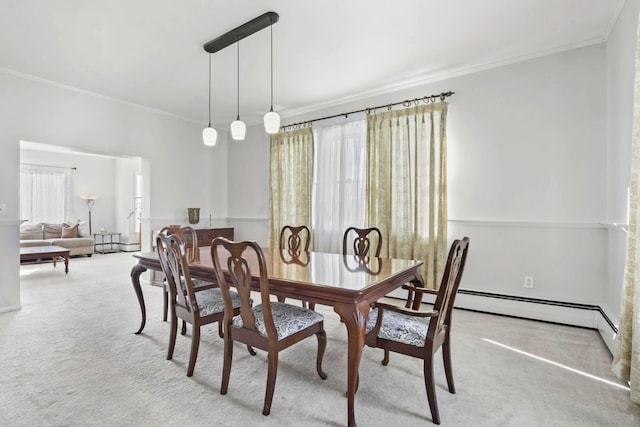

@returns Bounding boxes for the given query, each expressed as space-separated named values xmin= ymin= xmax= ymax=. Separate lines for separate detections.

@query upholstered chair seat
xmin=196 ymin=288 xmax=243 ymax=317
xmin=232 ymin=302 xmax=323 ymax=340
xmin=366 ymin=307 xmax=429 ymax=347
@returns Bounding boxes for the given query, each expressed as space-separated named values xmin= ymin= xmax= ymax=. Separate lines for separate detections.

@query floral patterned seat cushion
xmin=165 ymin=277 xmax=214 ymax=292
xmin=192 ymin=278 xmax=214 ymax=289
xmin=366 ymin=307 xmax=430 ymax=347
xmin=232 ymin=302 xmax=323 ymax=340
xmin=194 ymin=288 xmax=243 ymax=317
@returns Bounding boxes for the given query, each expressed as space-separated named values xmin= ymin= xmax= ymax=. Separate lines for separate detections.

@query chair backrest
xmin=342 ymin=227 xmax=382 ymax=257
xmin=427 ymin=237 xmax=470 ymax=341
xmin=279 ymin=225 xmax=311 ymax=255
xmin=159 ymin=225 xmax=200 ymax=263
xmin=156 ymin=232 xmax=197 ymax=315
xmin=211 ymin=238 xmax=279 ymax=340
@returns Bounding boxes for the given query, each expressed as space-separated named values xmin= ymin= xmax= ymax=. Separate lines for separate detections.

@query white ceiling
xmin=0 ymin=0 xmax=625 ymax=128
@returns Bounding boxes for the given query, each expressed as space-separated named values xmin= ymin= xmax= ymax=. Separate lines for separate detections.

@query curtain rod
xmin=281 ymin=90 xmax=454 ymax=131
xmin=20 ymin=162 xmax=76 ymax=170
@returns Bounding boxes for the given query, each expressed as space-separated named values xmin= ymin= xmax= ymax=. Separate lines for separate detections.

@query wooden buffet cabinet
xmin=193 ymin=227 xmax=234 ymax=247
xmin=150 ymin=227 xmax=234 ymax=286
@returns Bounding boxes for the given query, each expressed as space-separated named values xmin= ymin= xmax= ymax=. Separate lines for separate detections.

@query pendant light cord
xmin=207 ymin=54 xmax=212 ymax=127
xmin=236 ymin=42 xmax=240 ymax=120
xmin=270 ymin=24 xmax=274 ymax=111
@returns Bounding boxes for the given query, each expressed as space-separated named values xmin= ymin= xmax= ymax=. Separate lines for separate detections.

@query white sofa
xmin=20 ymin=222 xmax=95 ymax=256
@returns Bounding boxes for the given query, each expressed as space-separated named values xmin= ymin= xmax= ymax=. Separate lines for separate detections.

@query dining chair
xmin=159 ymin=226 xmax=218 ymax=334
xmin=211 ymin=237 xmax=327 ymax=416
xmin=279 ymin=225 xmax=314 ymax=309
xmin=364 ymin=237 xmax=470 ymax=425
xmin=279 ymin=225 xmax=311 ymax=254
xmin=342 ymin=226 xmax=382 ymax=258
xmin=156 ymin=232 xmax=243 ymax=377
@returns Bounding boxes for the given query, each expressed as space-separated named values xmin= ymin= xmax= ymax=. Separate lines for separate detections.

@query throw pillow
xmin=65 ymin=221 xmax=88 ymax=237
xmin=19 ymin=223 xmax=44 ymax=240
xmin=43 ymin=223 xmax=63 ymax=239
xmin=61 ymin=223 xmax=78 ymax=238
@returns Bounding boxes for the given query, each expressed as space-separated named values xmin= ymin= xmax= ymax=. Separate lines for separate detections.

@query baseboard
xmin=0 ymin=305 xmax=21 ymax=314
xmin=388 ymin=287 xmax=619 ymax=354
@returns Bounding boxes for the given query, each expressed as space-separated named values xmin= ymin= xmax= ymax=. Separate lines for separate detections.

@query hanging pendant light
xmin=230 ymin=42 xmax=246 ymax=140
xmin=263 ymin=23 xmax=280 ymax=134
xmin=203 ymin=54 xmax=218 ymax=146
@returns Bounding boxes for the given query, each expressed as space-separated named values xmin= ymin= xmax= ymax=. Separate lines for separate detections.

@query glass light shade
xmin=263 ymin=110 xmax=280 ymax=134
xmin=202 ymin=126 xmax=217 ymax=146
xmin=230 ymin=119 xmax=246 ymax=140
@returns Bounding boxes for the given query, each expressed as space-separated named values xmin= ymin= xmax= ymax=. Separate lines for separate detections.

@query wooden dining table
xmin=130 ymin=246 xmax=424 ymax=427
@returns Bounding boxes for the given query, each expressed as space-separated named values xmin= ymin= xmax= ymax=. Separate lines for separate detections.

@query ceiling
xmin=0 ymin=0 xmax=625 ymax=128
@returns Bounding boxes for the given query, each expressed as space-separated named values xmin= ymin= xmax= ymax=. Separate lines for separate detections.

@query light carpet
xmin=1 ymin=252 xmax=639 ymax=426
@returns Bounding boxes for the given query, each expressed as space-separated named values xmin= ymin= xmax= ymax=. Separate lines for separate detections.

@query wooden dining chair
xmin=342 ymin=226 xmax=382 ymax=257
xmin=159 ymin=226 xmax=217 ymax=332
xmin=156 ymin=233 xmax=243 ymax=377
xmin=279 ymin=225 xmax=314 ymax=309
xmin=364 ymin=237 xmax=470 ymax=425
xmin=211 ymin=237 xmax=327 ymax=416
xmin=279 ymin=225 xmax=311 ymax=254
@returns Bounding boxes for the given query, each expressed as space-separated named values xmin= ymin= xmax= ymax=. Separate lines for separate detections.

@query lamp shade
xmin=264 ymin=110 xmax=280 ymax=134
xmin=202 ymin=126 xmax=218 ymax=146
xmin=230 ymin=119 xmax=246 ymax=140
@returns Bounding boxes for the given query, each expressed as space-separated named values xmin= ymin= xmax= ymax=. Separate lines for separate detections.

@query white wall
xmin=0 ymin=71 xmax=228 ymax=312
xmin=228 ymin=43 xmax=611 ymax=327
xmin=603 ymin=0 xmax=640 ymax=348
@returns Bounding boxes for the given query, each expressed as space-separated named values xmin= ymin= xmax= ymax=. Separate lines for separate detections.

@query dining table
xmin=130 ymin=246 xmax=424 ymax=427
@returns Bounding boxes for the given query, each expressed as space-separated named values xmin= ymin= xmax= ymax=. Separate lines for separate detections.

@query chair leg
xmin=167 ymin=314 xmax=178 ymax=360
xmin=221 ymin=333 xmax=233 ymax=395
xmin=382 ymin=348 xmax=390 ymax=366
xmin=424 ymin=353 xmax=440 ymax=425
xmin=218 ymin=322 xmax=224 ymax=339
xmin=162 ymin=287 xmax=168 ymax=322
xmin=186 ymin=325 xmax=200 ymax=377
xmin=442 ymin=336 xmax=456 ymax=394
xmin=247 ymin=345 xmax=257 ymax=356
xmin=316 ymin=330 xmax=328 ymax=379
xmin=263 ymin=349 xmax=279 ymax=416
xmin=181 ymin=320 xmax=187 ymax=336
xmin=309 ymin=302 xmax=316 ymax=311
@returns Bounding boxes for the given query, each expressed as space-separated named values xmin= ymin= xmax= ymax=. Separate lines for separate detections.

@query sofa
xmin=20 ymin=222 xmax=95 ymax=256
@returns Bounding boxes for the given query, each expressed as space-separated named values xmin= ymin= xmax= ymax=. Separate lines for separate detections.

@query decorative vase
xmin=187 ymin=208 xmax=200 ymax=225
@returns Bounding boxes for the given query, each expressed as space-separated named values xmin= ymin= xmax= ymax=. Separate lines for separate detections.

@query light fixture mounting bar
xmin=203 ymin=11 xmax=279 ymax=54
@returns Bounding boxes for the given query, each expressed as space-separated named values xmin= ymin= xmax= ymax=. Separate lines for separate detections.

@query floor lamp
xmin=80 ymin=195 xmax=97 ymax=235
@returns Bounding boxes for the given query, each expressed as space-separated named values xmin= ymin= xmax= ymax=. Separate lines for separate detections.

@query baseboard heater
xmin=391 ymin=288 xmax=617 ymax=334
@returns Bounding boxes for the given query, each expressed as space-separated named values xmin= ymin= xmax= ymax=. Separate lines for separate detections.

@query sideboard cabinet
xmin=194 ymin=227 xmax=234 ymax=247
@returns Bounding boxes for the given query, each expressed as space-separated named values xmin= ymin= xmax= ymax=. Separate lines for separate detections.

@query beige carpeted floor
xmin=2 ymin=252 xmax=639 ymax=426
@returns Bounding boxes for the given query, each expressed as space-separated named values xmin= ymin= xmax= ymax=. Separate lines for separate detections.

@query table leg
xmin=64 ymin=253 xmax=69 ymax=274
xmin=334 ymin=301 xmax=370 ymax=427
xmin=131 ymin=263 xmax=148 ymax=334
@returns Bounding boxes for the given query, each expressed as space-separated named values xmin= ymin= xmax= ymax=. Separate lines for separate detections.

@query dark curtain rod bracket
xmin=204 ymin=11 xmax=279 ymax=54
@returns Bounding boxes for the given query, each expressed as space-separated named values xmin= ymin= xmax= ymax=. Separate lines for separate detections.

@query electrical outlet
xmin=524 ymin=276 xmax=534 ymax=289
xmin=0 ymin=203 xmax=6 ymax=215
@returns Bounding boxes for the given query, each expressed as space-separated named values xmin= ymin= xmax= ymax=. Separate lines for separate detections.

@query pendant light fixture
xmin=203 ymin=12 xmax=279 ymax=140
xmin=230 ymin=42 xmax=246 ymax=140
xmin=263 ymin=23 xmax=280 ymax=134
xmin=202 ymin=54 xmax=218 ymax=146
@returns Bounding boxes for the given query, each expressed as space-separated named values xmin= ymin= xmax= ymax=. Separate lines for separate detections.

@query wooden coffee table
xmin=20 ymin=245 xmax=70 ymax=274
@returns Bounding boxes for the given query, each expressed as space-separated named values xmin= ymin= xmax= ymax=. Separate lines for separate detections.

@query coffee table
xmin=20 ymin=245 xmax=70 ymax=274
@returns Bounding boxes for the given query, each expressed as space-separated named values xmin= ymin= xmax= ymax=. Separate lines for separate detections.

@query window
xmin=20 ymin=164 xmax=72 ymax=223
xmin=311 ymin=120 xmax=367 ymax=253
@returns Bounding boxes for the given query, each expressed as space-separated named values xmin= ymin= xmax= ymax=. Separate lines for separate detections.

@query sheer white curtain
xmin=20 ymin=164 xmax=72 ymax=223
xmin=312 ymin=120 xmax=367 ymax=253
